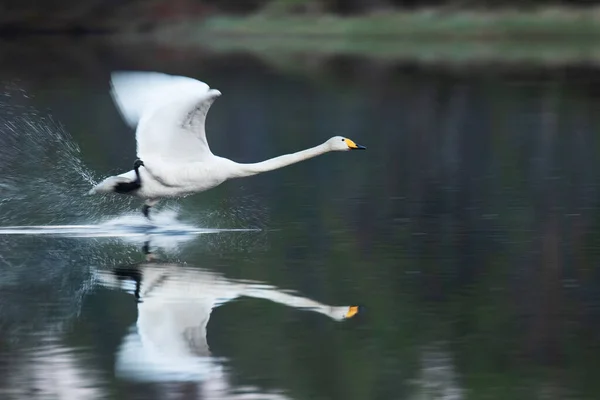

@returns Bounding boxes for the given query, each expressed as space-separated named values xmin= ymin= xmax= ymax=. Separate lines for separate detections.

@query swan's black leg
xmin=142 ymin=238 xmax=158 ymax=262
xmin=142 ymin=204 xmax=151 ymax=219
xmin=142 ymin=199 xmax=157 ymax=221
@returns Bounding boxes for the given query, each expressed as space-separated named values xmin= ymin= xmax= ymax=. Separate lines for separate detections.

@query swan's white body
xmin=89 ymin=71 xmax=365 ymax=206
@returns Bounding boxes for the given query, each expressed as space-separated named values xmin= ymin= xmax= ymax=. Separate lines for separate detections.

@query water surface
xmin=1 ymin=38 xmax=600 ymax=400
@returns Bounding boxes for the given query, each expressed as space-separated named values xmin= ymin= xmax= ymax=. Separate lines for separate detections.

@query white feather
xmin=110 ymin=71 xmax=210 ymax=129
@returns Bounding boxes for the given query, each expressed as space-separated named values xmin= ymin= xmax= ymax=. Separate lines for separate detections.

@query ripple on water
xmin=1 ymin=339 xmax=105 ymax=400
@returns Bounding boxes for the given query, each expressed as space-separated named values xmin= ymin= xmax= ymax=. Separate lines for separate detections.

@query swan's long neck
xmin=231 ymin=143 xmax=330 ymax=178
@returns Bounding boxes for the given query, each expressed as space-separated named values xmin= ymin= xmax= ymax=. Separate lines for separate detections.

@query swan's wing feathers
xmin=136 ymin=89 xmax=221 ymax=162
xmin=109 ymin=71 xmax=221 ymax=163
xmin=180 ymin=89 xmax=221 ymax=132
xmin=110 ymin=71 xmax=210 ymax=129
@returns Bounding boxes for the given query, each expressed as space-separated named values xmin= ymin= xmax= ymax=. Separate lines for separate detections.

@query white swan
xmin=93 ymin=261 xmax=359 ymax=393
xmin=89 ymin=71 xmax=366 ymax=218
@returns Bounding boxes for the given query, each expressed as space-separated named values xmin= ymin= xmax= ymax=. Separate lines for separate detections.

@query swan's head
xmin=327 ymin=136 xmax=366 ymax=151
xmin=330 ymin=305 xmax=362 ymax=321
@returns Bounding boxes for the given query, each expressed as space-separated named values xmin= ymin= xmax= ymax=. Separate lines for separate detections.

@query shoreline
xmin=4 ymin=7 xmax=600 ymax=70
xmin=116 ymin=8 xmax=600 ymax=67
xmin=156 ymin=8 xmax=600 ymax=41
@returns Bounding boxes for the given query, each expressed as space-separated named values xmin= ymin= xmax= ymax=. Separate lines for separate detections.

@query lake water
xmin=1 ymin=38 xmax=600 ymax=400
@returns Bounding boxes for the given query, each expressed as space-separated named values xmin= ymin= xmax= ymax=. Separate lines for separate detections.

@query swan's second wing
xmin=110 ymin=71 xmax=221 ymax=163
xmin=110 ymin=71 xmax=210 ymax=128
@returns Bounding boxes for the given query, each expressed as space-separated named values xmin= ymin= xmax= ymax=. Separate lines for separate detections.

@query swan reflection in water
xmin=94 ymin=245 xmax=359 ymax=399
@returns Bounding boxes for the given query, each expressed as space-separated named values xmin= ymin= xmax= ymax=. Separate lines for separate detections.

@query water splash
xmin=0 ymin=84 xmax=125 ymax=225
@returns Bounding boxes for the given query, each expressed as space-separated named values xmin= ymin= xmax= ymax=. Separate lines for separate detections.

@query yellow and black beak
xmin=344 ymin=138 xmax=367 ymax=150
xmin=345 ymin=305 xmax=360 ymax=319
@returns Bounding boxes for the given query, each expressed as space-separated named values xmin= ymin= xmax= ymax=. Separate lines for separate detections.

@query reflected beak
xmin=345 ymin=306 xmax=360 ymax=319
xmin=345 ymin=138 xmax=367 ymax=150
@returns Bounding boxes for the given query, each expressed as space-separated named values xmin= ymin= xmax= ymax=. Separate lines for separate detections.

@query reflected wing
xmin=110 ymin=71 xmax=221 ymax=163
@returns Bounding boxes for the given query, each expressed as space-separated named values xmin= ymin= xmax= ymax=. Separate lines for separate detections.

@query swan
xmin=93 ymin=260 xmax=360 ymax=390
xmin=89 ymin=71 xmax=366 ymax=218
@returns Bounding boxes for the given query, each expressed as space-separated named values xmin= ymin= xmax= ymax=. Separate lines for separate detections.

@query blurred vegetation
xmin=3 ymin=0 xmax=600 ymax=35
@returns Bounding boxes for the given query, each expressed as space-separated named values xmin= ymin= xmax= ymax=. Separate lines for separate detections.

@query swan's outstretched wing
xmin=110 ymin=71 xmax=221 ymax=163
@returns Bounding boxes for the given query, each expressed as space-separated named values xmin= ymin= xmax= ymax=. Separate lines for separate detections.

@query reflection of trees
xmin=246 ymin=64 xmax=600 ymax=398
xmin=339 ymin=67 xmax=600 ymax=398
